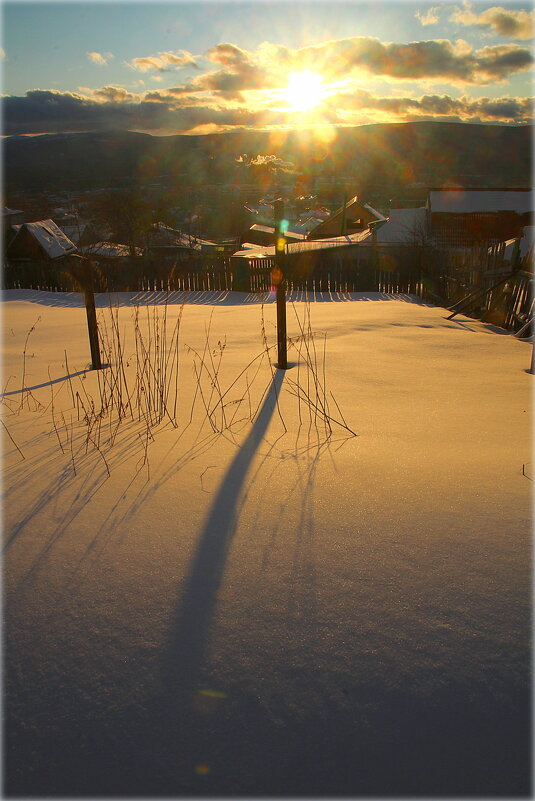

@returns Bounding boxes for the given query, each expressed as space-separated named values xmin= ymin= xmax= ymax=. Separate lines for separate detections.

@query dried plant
xmin=3 ymin=295 xmax=355 ymax=489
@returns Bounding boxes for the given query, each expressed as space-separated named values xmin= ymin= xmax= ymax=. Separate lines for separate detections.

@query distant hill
xmin=3 ymin=122 xmax=532 ymax=195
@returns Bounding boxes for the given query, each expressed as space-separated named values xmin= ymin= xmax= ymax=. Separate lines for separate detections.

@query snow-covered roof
xmin=287 ymin=229 xmax=373 ymax=253
xmin=233 ymin=229 xmax=373 ymax=258
xmin=374 ymin=208 xmax=428 ymax=243
xmin=249 ymin=224 xmax=276 ymax=235
xmin=428 ymin=190 xmax=533 ymax=215
xmin=249 ymin=223 xmax=307 ymax=240
xmin=149 ymin=222 xmax=217 ymax=250
xmin=232 ymin=244 xmax=273 ymax=258
xmin=19 ymin=220 xmax=77 ymax=259
xmin=83 ymin=241 xmax=142 ymax=259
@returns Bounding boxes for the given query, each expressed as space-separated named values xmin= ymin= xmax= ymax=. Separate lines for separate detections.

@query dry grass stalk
xmin=6 ymin=294 xmax=354 ymax=487
xmin=1 ymin=419 xmax=25 ymax=460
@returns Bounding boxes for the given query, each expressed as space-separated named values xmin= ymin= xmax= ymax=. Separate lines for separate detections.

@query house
xmin=80 ymin=241 xmax=144 ymax=291
xmin=145 ymin=222 xmax=219 ymax=262
xmin=427 ymin=188 xmax=533 ymax=248
xmin=306 ymin=196 xmax=386 ymax=240
xmin=82 ymin=241 xmax=143 ymax=260
xmin=7 ymin=219 xmax=77 ymax=261
xmin=4 ymin=219 xmax=78 ymax=289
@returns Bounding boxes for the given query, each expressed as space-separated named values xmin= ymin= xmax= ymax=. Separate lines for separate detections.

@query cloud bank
xmin=3 ymin=84 xmax=531 ymax=136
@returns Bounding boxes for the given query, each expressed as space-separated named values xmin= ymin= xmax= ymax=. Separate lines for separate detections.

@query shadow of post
xmin=158 ymin=369 xmax=285 ymax=706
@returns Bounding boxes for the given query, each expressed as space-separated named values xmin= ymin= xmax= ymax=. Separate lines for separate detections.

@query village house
xmin=306 ymin=195 xmax=386 ymax=239
xmin=144 ymin=222 xmax=222 ymax=263
xmin=5 ymin=219 xmax=78 ymax=288
xmin=426 ymin=188 xmax=533 ymax=248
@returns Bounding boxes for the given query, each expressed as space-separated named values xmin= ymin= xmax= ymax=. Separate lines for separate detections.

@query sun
xmin=283 ymin=70 xmax=327 ymax=112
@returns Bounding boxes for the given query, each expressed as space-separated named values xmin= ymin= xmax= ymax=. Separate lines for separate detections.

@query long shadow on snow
xmin=158 ymin=369 xmax=284 ymax=702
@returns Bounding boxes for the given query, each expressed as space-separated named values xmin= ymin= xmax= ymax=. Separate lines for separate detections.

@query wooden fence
xmin=244 ymin=245 xmax=433 ymax=298
xmin=447 ymin=269 xmax=534 ymax=333
xmin=4 ymin=246 xmax=431 ymax=296
xmin=3 ymin=242 xmax=532 ymax=333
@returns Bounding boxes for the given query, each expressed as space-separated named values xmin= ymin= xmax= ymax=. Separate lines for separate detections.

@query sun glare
xmin=283 ymin=70 xmax=326 ymax=112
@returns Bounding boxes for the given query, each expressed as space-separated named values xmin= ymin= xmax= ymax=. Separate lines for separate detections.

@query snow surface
xmin=2 ymin=289 xmax=532 ymax=797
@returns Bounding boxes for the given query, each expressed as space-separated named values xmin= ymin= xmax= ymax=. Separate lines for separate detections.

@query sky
xmin=1 ymin=0 xmax=534 ymax=136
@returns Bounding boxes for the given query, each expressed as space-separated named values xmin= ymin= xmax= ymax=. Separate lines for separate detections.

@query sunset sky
xmin=2 ymin=0 xmax=533 ymax=135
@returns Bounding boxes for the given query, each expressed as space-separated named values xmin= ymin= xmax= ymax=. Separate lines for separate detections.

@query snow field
xmin=2 ymin=290 xmax=532 ymax=796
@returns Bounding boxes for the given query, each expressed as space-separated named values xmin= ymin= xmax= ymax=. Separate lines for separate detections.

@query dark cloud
xmin=326 ymin=87 xmax=533 ymax=122
xmin=1 ymin=89 xmax=272 ymax=135
xmin=2 ymin=79 xmax=533 ymax=135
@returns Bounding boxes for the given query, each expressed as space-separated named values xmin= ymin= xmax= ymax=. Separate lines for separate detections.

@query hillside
xmin=3 ymin=122 xmax=532 ymax=194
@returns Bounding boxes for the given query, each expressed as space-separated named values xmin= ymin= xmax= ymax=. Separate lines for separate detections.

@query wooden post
xmin=273 ymin=199 xmax=287 ymax=370
xmin=81 ymin=258 xmax=102 ymax=370
xmin=341 ymin=191 xmax=347 ymax=236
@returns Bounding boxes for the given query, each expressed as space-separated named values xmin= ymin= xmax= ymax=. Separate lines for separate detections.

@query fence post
xmin=81 ymin=258 xmax=102 ymax=370
xmin=273 ymin=199 xmax=287 ymax=370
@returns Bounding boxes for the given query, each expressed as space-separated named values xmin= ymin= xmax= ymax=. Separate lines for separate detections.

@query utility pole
xmin=273 ymin=199 xmax=287 ymax=370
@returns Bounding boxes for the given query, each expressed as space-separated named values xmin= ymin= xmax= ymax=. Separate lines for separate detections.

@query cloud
xmin=3 ymin=84 xmax=531 ymax=136
xmin=170 ymin=36 xmax=533 ymax=92
xmin=87 ymin=51 xmax=114 ymax=66
xmin=326 ymin=87 xmax=533 ymax=123
xmin=205 ymin=42 xmax=252 ymax=67
xmin=415 ymin=7 xmax=441 ymax=26
xmin=128 ymin=50 xmax=198 ymax=72
xmin=450 ymin=3 xmax=534 ymax=40
xmin=91 ymin=85 xmax=137 ymax=103
xmin=1 ymin=88 xmax=273 ymax=135
xmin=294 ymin=36 xmax=533 ymax=84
